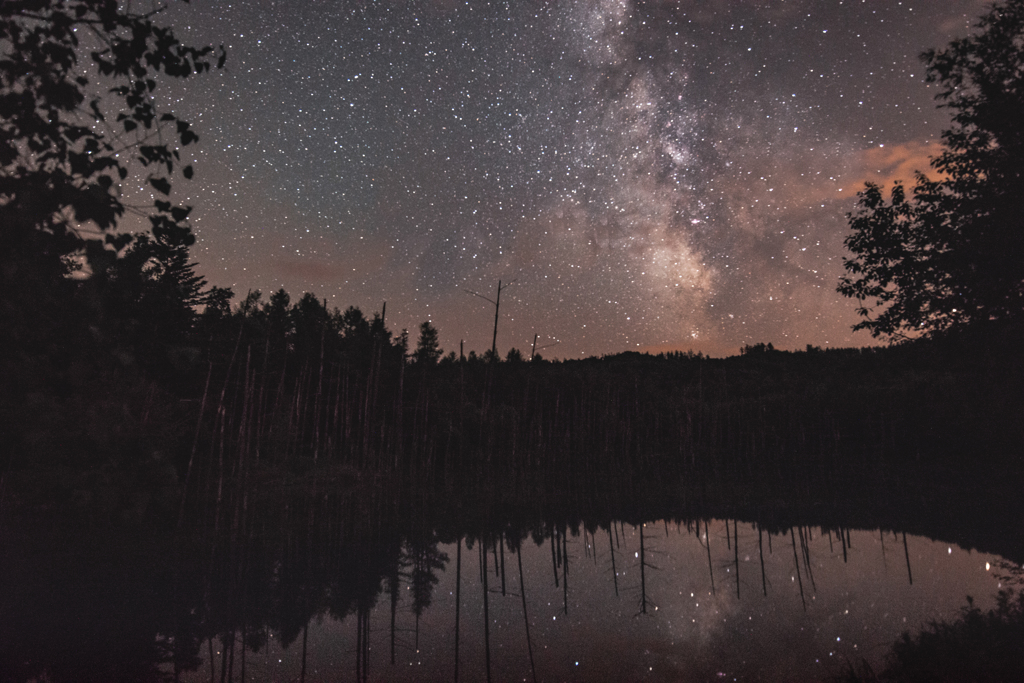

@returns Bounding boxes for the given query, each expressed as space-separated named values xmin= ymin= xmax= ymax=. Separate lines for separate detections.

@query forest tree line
xmin=5 ymin=221 xmax=1023 ymax=517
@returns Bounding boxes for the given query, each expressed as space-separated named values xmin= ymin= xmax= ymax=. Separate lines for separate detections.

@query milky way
xmin=140 ymin=0 xmax=985 ymax=358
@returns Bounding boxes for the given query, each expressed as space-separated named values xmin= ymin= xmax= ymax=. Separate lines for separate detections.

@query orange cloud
xmin=843 ymin=140 xmax=945 ymax=196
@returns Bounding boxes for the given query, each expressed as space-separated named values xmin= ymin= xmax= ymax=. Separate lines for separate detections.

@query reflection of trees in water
xmin=407 ymin=532 xmax=449 ymax=651
xmin=1 ymin=462 xmax=1018 ymax=682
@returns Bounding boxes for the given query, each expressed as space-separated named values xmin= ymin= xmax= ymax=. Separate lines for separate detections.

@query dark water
xmin=179 ymin=525 xmax=1005 ymax=683
xmin=1 ymin=463 xmax=1020 ymax=682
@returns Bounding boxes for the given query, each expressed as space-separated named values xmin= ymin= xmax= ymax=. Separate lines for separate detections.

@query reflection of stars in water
xmin=148 ymin=1 xmax=983 ymax=357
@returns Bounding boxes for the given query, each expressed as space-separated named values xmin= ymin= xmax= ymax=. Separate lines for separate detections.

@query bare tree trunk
xmin=903 ymin=532 xmax=913 ymax=585
xmin=734 ymin=519 xmax=740 ymax=599
xmin=550 ymin=528 xmax=559 ymax=587
xmin=799 ymin=527 xmax=816 ymax=592
xmin=499 ymin=533 xmax=506 ymax=596
xmin=491 ymin=280 xmax=501 ymax=359
xmin=454 ymin=537 xmax=462 ymax=683
xmin=179 ymin=360 xmax=213 ymax=529
xmin=482 ymin=536 xmax=492 ymax=683
xmin=608 ymin=527 xmax=619 ymax=597
xmin=562 ymin=526 xmax=569 ymax=615
xmin=705 ymin=519 xmax=715 ymax=595
xmin=639 ymin=525 xmax=647 ymax=614
xmin=791 ymin=528 xmax=806 ymax=612
xmin=759 ymin=526 xmax=767 ymax=597
xmin=300 ymin=623 xmax=308 ymax=683
xmin=517 ymin=545 xmax=538 ymax=683
xmin=390 ymin=563 xmax=398 ymax=665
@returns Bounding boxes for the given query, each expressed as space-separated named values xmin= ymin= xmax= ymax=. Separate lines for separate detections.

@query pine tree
xmin=413 ymin=321 xmax=442 ymax=365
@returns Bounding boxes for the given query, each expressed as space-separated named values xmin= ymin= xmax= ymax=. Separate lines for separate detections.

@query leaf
xmin=105 ymin=233 xmax=134 ymax=251
xmin=149 ymin=177 xmax=172 ymax=195
xmin=171 ymin=205 xmax=193 ymax=222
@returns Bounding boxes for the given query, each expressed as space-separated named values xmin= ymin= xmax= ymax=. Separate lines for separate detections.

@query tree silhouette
xmin=202 ymin=286 xmax=234 ymax=320
xmin=838 ymin=0 xmax=1024 ymax=339
xmin=1 ymin=0 xmax=222 ymax=282
xmin=98 ymin=231 xmax=208 ymax=353
xmin=1 ymin=0 xmax=223 ymax=403
xmin=291 ymin=292 xmax=329 ymax=360
xmin=263 ymin=288 xmax=292 ymax=353
xmin=413 ymin=321 xmax=442 ymax=366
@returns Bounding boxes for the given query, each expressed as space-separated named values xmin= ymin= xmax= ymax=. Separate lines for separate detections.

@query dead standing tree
xmin=530 ymin=333 xmax=558 ymax=362
xmin=465 ymin=280 xmax=516 ymax=360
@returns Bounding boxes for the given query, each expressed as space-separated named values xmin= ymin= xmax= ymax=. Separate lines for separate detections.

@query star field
xmin=143 ymin=0 xmax=985 ymax=358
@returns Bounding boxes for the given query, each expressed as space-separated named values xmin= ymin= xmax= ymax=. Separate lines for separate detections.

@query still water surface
xmin=174 ymin=521 xmax=1006 ymax=682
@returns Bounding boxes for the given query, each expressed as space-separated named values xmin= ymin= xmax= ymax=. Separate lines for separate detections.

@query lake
xmin=2 ymin=460 xmax=1020 ymax=682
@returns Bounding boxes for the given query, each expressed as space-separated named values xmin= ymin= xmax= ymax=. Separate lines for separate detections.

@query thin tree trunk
xmin=454 ymin=537 xmax=461 ymax=683
xmin=608 ymin=527 xmax=619 ymax=597
xmin=903 ymin=532 xmax=913 ymax=585
xmin=759 ymin=526 xmax=767 ymax=597
xmin=517 ymin=546 xmax=538 ymax=683
xmin=791 ymin=528 xmax=806 ymax=612
xmin=482 ymin=536 xmax=492 ymax=683
xmin=734 ymin=519 xmax=740 ymax=599
xmin=705 ymin=519 xmax=715 ymax=595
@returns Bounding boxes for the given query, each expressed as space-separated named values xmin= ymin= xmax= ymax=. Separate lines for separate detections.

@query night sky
xmin=140 ymin=0 xmax=987 ymax=358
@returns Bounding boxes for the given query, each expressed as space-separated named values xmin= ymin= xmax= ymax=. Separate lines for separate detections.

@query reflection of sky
xmin=178 ymin=522 xmax=1007 ymax=681
xmin=116 ymin=0 xmax=992 ymax=358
